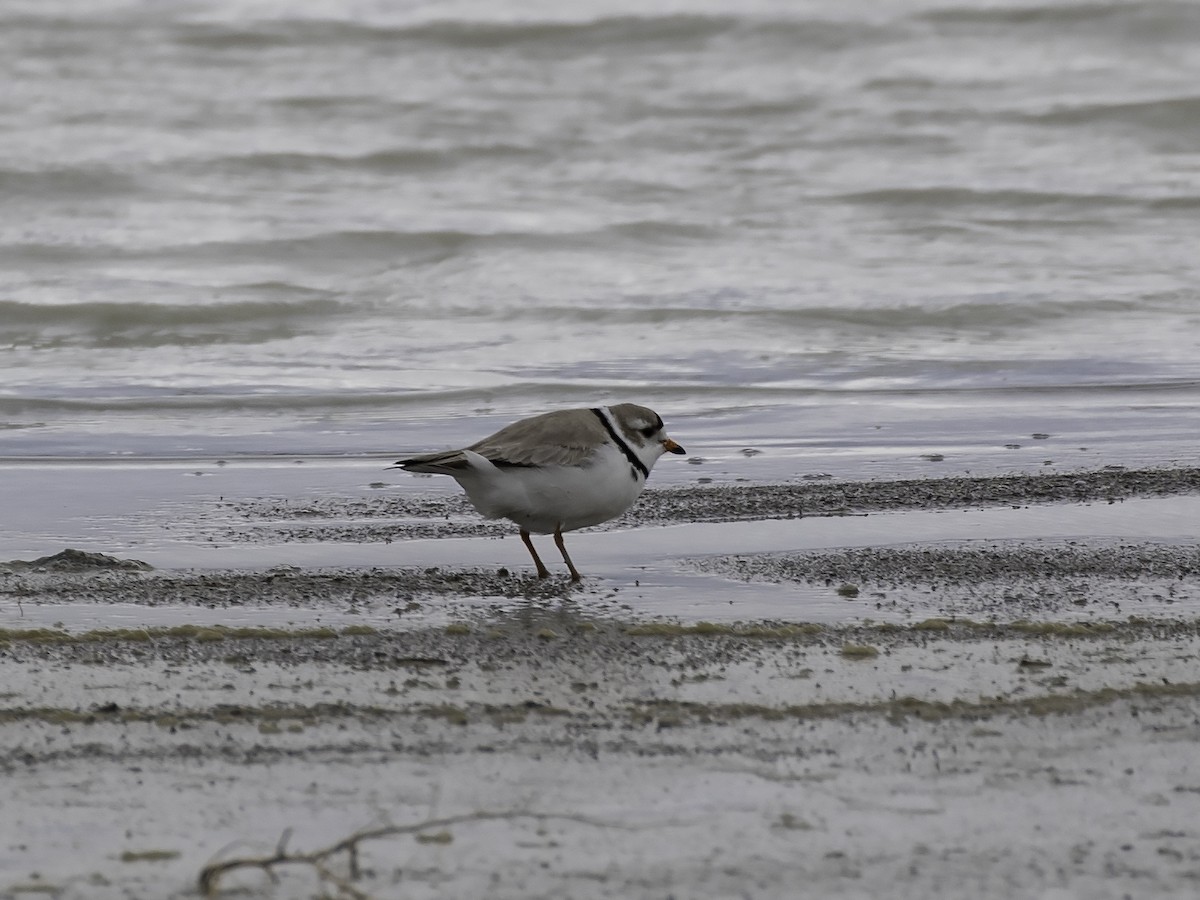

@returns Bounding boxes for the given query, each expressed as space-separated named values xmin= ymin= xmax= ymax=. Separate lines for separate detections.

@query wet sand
xmin=2 ymin=465 xmax=1200 ymax=899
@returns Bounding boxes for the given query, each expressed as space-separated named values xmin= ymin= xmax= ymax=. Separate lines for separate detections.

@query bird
xmin=393 ymin=404 xmax=685 ymax=580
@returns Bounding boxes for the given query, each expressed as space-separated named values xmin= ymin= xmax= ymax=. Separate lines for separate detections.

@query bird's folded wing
xmin=469 ymin=407 xmax=608 ymax=468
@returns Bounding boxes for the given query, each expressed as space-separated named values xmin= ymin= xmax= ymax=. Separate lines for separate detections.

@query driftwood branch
xmin=198 ymin=811 xmax=617 ymax=898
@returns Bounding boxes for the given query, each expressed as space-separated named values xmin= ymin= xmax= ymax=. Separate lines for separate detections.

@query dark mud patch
xmin=689 ymin=540 xmax=1200 ymax=621
xmin=204 ymin=465 xmax=1200 ymax=543
xmin=642 ymin=465 xmax=1200 ymax=524
xmin=4 ymin=609 xmax=1197 ymax=670
xmin=2 ymin=548 xmax=152 ymax=573
xmin=692 ymin=541 xmax=1200 ymax=583
xmin=0 ymin=565 xmax=577 ymax=609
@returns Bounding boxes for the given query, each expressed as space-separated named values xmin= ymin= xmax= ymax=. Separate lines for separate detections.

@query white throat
xmin=592 ymin=405 xmax=653 ymax=481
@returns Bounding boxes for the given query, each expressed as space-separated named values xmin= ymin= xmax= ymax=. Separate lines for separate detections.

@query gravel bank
xmin=207 ymin=465 xmax=1200 ymax=543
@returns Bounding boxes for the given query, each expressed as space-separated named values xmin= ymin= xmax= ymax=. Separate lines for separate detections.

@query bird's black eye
xmin=639 ymin=425 xmax=658 ymax=438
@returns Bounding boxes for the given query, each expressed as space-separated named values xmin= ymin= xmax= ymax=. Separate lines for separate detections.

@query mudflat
xmin=2 ymin=466 xmax=1199 ymax=899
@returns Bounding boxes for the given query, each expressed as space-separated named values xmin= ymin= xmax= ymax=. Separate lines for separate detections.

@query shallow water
xmin=2 ymin=0 xmax=1199 ymax=467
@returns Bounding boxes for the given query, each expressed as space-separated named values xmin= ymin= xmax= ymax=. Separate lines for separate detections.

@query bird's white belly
xmin=456 ymin=447 xmax=645 ymax=534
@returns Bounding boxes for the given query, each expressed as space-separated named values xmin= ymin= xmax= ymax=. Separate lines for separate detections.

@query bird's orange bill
xmin=663 ymin=438 xmax=686 ymax=455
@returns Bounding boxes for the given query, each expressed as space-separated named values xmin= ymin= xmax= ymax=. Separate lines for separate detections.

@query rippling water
xmin=3 ymin=0 xmax=1198 ymax=476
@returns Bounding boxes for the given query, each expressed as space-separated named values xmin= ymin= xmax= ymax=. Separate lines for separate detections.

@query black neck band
xmin=591 ymin=407 xmax=649 ymax=479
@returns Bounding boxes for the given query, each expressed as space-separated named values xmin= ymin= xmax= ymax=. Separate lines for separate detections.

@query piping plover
xmin=394 ymin=404 xmax=685 ymax=580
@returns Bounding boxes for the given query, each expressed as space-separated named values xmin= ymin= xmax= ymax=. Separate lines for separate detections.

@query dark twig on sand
xmin=198 ymin=811 xmax=618 ymax=898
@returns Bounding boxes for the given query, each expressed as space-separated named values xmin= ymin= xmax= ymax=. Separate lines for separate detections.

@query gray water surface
xmin=2 ymin=0 xmax=1198 ymax=469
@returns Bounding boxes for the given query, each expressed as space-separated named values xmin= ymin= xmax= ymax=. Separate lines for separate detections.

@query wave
xmin=4 ymin=376 xmax=1197 ymax=423
xmin=919 ymin=0 xmax=1200 ymax=37
xmin=170 ymin=13 xmax=902 ymax=54
xmin=7 ymin=5 xmax=905 ymax=55
xmin=0 ymin=294 xmax=343 ymax=348
xmin=828 ymin=186 xmax=1200 ymax=212
xmin=192 ymin=144 xmax=541 ymax=176
xmin=0 ymin=166 xmax=140 ymax=199
xmin=170 ymin=14 xmax=731 ymax=50
xmin=419 ymin=294 xmax=1190 ymax=336
xmin=0 ymin=220 xmax=718 ymax=274
xmin=1019 ymin=95 xmax=1200 ymax=134
xmin=0 ymin=231 xmax=475 ymax=267
xmin=0 ymin=384 xmax=614 ymax=418
xmin=159 ymin=221 xmax=716 ymax=262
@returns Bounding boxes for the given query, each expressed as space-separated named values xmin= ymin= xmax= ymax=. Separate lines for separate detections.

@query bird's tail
xmin=391 ymin=450 xmax=472 ymax=475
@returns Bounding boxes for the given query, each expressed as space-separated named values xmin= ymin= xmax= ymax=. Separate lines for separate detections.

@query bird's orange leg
xmin=554 ymin=525 xmax=582 ymax=582
xmin=520 ymin=529 xmax=551 ymax=578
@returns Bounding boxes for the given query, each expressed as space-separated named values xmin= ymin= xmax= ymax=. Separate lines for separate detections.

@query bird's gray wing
xmin=468 ymin=408 xmax=608 ymax=468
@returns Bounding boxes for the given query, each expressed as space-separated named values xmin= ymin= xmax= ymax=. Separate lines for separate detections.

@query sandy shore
xmin=2 ymin=465 xmax=1199 ymax=899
